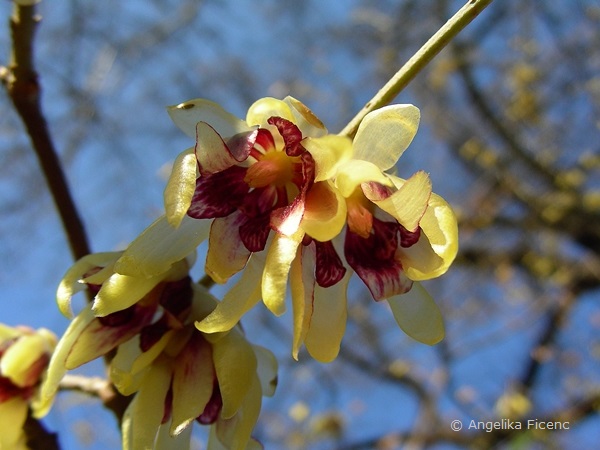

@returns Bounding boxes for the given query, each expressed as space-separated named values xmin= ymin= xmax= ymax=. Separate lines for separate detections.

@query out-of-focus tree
xmin=1 ymin=0 xmax=598 ymax=449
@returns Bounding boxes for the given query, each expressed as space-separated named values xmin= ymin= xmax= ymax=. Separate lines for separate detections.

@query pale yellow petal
xmin=290 ymin=245 xmax=315 ymax=360
xmin=164 ymin=148 xmax=197 ymax=228
xmin=304 ymin=271 xmax=350 ymax=362
xmin=335 ymin=160 xmax=391 ymax=197
xmin=212 ymin=330 xmax=257 ymax=419
xmin=214 ymin=374 xmax=263 ymax=450
xmin=364 ymin=170 xmax=431 ymax=232
xmin=115 ymin=215 xmax=210 ymax=278
xmin=57 ymin=252 xmax=121 ymax=318
xmin=196 ymin=255 xmax=263 ymax=334
xmin=246 ymin=97 xmax=294 ymax=127
xmin=301 ymin=181 xmax=347 ymax=242
xmin=93 ymin=272 xmax=163 ymax=316
xmin=168 ymin=98 xmax=250 ymax=139
xmin=253 ymin=345 xmax=278 ymax=397
xmin=353 ymin=104 xmax=420 ymax=170
xmin=262 ymin=231 xmax=303 ymax=316
xmin=156 ymin=421 xmax=193 ymax=450
xmin=170 ymin=333 xmax=215 ymax=435
xmin=127 ymin=357 xmax=173 ymax=450
xmin=387 ymin=282 xmax=444 ymax=345
xmin=0 ymin=397 xmax=28 ymax=450
xmin=284 ymin=96 xmax=327 ymax=137
xmin=303 ymin=135 xmax=353 ymax=182
xmin=1 ymin=332 xmax=54 ymax=387
xmin=32 ymin=306 xmax=96 ymax=418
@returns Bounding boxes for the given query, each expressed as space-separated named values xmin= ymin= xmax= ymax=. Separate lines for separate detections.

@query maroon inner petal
xmin=344 ymin=219 xmax=413 ymax=300
xmin=399 ymin=223 xmax=421 ymax=248
xmin=267 ymin=116 xmax=305 ymax=156
xmin=239 ymin=213 xmax=272 ymax=252
xmin=139 ymin=315 xmax=171 ymax=352
xmin=159 ymin=276 xmax=193 ymax=322
xmin=197 ymin=383 xmax=223 ymax=425
xmin=225 ymin=130 xmax=259 ymax=162
xmin=314 ymin=241 xmax=346 ymax=288
xmin=187 ymin=166 xmax=249 ymax=219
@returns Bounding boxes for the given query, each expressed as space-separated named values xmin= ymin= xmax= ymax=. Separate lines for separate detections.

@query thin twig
xmin=1 ymin=2 xmax=91 ymax=261
xmin=339 ymin=0 xmax=495 ymax=138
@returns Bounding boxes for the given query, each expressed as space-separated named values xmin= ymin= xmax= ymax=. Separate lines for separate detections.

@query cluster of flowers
xmin=3 ymin=97 xmax=457 ymax=449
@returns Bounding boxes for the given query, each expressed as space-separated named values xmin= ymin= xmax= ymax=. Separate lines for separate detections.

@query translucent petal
xmin=156 ymin=421 xmax=193 ymax=450
xmin=290 ymin=245 xmax=315 ymax=360
xmin=127 ymin=357 xmax=173 ymax=450
xmin=212 ymin=330 xmax=257 ymax=419
xmin=32 ymin=305 xmax=96 ymax=418
xmin=262 ymin=231 xmax=303 ymax=316
xmin=246 ymin=97 xmax=294 ymax=127
xmin=196 ymin=255 xmax=263 ymax=333
xmin=353 ymin=104 xmax=420 ymax=170
xmin=164 ymin=148 xmax=197 ymax=228
xmin=335 ymin=160 xmax=391 ymax=197
xmin=387 ymin=282 xmax=445 ymax=345
xmin=303 ymin=135 xmax=352 ymax=181
xmin=253 ymin=345 xmax=278 ymax=397
xmin=115 ymin=215 xmax=210 ymax=278
xmin=301 ymin=181 xmax=347 ymax=242
xmin=56 ymin=252 xmax=121 ymax=318
xmin=168 ymin=98 xmax=250 ymax=139
xmin=196 ymin=122 xmax=254 ymax=174
xmin=217 ymin=375 xmax=263 ymax=450
xmin=304 ymin=271 xmax=350 ymax=362
xmin=93 ymin=272 xmax=163 ymax=316
xmin=206 ymin=214 xmax=251 ymax=284
xmin=364 ymin=170 xmax=432 ymax=232
xmin=284 ymin=96 xmax=327 ymax=137
xmin=170 ymin=333 xmax=215 ymax=435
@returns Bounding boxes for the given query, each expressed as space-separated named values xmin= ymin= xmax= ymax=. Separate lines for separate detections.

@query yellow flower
xmin=34 ymin=255 xmax=277 ymax=449
xmin=0 ymin=324 xmax=57 ymax=450
xmin=114 ymin=97 xmax=351 ymax=330
xmin=302 ymin=104 xmax=458 ymax=355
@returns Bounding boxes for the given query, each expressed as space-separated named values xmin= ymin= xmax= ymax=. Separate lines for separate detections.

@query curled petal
xmin=262 ymin=232 xmax=303 ymax=316
xmin=290 ymin=244 xmax=315 ymax=360
xmin=196 ymin=123 xmax=256 ymax=174
xmin=196 ymin=255 xmax=264 ymax=334
xmin=164 ymin=148 xmax=198 ymax=228
xmin=403 ymin=193 xmax=459 ymax=280
xmin=284 ymin=96 xmax=327 ymax=137
xmin=304 ymin=271 xmax=350 ymax=362
xmin=93 ymin=272 xmax=163 ymax=316
xmin=33 ymin=305 xmax=96 ymax=418
xmin=301 ymin=181 xmax=347 ymax=242
xmin=115 ymin=215 xmax=210 ymax=278
xmin=246 ymin=97 xmax=294 ymax=127
xmin=211 ymin=331 xmax=257 ymax=419
xmin=353 ymin=104 xmax=420 ymax=171
xmin=386 ymin=282 xmax=444 ymax=345
xmin=253 ymin=345 xmax=278 ymax=397
xmin=212 ymin=374 xmax=263 ymax=450
xmin=302 ymin=135 xmax=352 ymax=181
xmin=57 ymin=252 xmax=121 ymax=318
xmin=168 ymin=98 xmax=250 ymax=139
xmin=363 ymin=170 xmax=432 ymax=232
xmin=335 ymin=160 xmax=392 ymax=197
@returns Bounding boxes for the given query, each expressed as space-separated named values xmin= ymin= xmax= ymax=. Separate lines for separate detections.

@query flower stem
xmin=339 ymin=0 xmax=495 ymax=138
